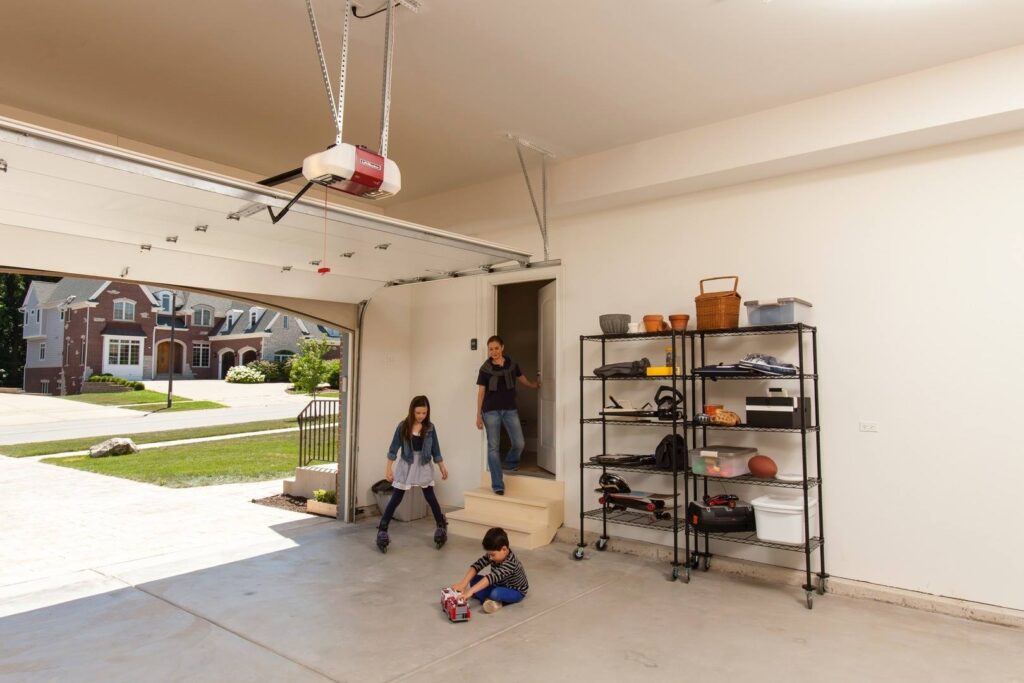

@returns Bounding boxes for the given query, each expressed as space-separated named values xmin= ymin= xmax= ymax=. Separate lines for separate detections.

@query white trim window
xmin=192 ymin=342 xmax=211 ymax=368
xmin=107 ymin=338 xmax=141 ymax=366
xmin=39 ymin=343 xmax=46 ymax=361
xmin=40 ymin=379 xmax=50 ymax=394
xmin=81 ymin=338 xmax=87 ymax=359
xmin=160 ymin=292 xmax=173 ymax=313
xmin=34 ymin=309 xmax=40 ymax=324
xmin=283 ymin=315 xmax=289 ymax=330
xmin=113 ymin=299 xmax=136 ymax=321
xmin=22 ymin=309 xmax=28 ymax=325
xmin=273 ymin=350 xmax=295 ymax=363
xmin=249 ymin=310 xmax=258 ymax=328
xmin=193 ymin=306 xmax=212 ymax=327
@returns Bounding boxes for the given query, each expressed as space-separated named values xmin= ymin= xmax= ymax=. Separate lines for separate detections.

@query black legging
xmin=380 ymin=486 xmax=444 ymax=528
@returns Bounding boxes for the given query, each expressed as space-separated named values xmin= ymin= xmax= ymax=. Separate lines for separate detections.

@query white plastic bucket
xmin=751 ymin=494 xmax=817 ymax=545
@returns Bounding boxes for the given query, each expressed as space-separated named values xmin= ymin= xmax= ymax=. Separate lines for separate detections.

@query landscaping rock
xmin=88 ymin=438 xmax=139 ymax=458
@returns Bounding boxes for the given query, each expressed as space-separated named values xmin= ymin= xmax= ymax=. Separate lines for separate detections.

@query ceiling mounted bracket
xmin=506 ymin=134 xmax=554 ymax=261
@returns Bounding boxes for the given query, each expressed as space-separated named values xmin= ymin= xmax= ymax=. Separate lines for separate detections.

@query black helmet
xmin=598 ymin=473 xmax=630 ymax=493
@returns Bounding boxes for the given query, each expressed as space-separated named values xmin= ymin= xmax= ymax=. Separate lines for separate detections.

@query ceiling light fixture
xmin=166 ymin=235 xmax=178 ymax=243
xmin=341 ymin=251 xmax=355 ymax=258
xmin=140 ymin=244 xmax=152 ymax=251
xmin=194 ymin=224 xmax=208 ymax=232
xmin=375 ymin=243 xmax=390 ymax=250
xmin=310 ymin=259 xmax=322 ymax=266
xmin=281 ymin=265 xmax=293 ymax=272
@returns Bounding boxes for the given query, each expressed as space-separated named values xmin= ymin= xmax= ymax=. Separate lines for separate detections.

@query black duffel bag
xmin=654 ymin=434 xmax=686 ymax=470
xmin=594 ymin=357 xmax=651 ymax=378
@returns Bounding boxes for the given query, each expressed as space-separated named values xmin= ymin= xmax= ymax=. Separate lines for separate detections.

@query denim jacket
xmin=387 ymin=423 xmax=443 ymax=465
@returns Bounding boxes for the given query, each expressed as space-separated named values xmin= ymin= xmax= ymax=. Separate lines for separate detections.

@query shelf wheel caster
xmin=805 ymin=591 xmax=814 ymax=610
xmin=701 ymin=555 xmax=711 ymax=572
xmin=682 ymin=566 xmax=690 ymax=584
xmin=596 ymin=537 xmax=609 ymax=552
xmin=817 ymin=576 xmax=829 ymax=595
xmin=572 ymin=546 xmax=585 ymax=561
xmin=671 ymin=566 xmax=680 ymax=582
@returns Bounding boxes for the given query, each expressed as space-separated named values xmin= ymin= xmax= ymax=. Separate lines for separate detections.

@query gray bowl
xmin=599 ymin=314 xmax=631 ymax=335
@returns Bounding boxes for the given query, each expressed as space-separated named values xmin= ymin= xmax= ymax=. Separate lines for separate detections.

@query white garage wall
xmin=359 ymin=129 xmax=1024 ymax=610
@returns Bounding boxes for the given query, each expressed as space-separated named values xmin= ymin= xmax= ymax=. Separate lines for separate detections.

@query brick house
xmin=21 ymin=278 xmax=340 ymax=395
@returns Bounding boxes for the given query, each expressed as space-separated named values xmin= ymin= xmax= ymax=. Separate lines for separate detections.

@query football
xmin=748 ymin=454 xmax=778 ymax=479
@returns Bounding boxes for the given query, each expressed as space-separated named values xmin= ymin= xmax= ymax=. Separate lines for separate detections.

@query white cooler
xmin=750 ymin=494 xmax=817 ymax=544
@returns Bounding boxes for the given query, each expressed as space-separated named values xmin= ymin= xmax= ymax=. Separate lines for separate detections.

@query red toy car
xmin=441 ymin=587 xmax=471 ymax=623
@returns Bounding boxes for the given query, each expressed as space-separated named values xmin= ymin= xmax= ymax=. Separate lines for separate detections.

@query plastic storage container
xmin=689 ymin=445 xmax=756 ymax=478
xmin=751 ymin=494 xmax=818 ymax=544
xmin=371 ymin=480 xmax=427 ymax=522
xmin=744 ymin=298 xmax=812 ymax=326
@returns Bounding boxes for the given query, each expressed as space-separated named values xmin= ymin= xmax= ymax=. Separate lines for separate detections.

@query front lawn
xmin=0 ymin=419 xmax=299 ymax=457
xmin=123 ymin=400 xmax=226 ymax=413
xmin=64 ymin=390 xmax=190 ymax=406
xmin=44 ymin=432 xmax=299 ymax=487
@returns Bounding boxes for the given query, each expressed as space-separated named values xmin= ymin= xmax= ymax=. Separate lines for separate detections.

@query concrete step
xmin=282 ymin=462 xmax=338 ymax=499
xmin=481 ymin=471 xmax=563 ymax=500
xmin=461 ymin=487 xmax=559 ymax=527
xmin=446 ymin=509 xmax=558 ymax=551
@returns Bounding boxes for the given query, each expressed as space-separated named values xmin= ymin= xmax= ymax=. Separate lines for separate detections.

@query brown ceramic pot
xmin=668 ymin=314 xmax=690 ymax=332
xmin=643 ymin=315 xmax=667 ymax=332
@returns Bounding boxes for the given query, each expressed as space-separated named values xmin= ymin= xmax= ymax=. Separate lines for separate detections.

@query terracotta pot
xmin=668 ymin=314 xmax=690 ymax=332
xmin=643 ymin=315 xmax=668 ymax=332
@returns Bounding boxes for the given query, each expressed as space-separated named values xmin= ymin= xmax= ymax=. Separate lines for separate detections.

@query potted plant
xmin=306 ymin=488 xmax=338 ymax=517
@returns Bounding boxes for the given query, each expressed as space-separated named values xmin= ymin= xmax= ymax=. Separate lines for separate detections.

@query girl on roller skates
xmin=376 ymin=395 xmax=449 ymax=553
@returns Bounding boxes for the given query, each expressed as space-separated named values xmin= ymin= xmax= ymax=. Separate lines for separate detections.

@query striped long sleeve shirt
xmin=471 ymin=550 xmax=529 ymax=594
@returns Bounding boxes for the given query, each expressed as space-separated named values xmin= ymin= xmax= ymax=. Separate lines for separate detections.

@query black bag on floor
xmin=654 ymin=434 xmax=686 ymax=470
xmin=594 ymin=357 xmax=651 ymax=378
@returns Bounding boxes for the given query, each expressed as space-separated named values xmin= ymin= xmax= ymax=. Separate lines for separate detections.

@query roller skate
xmin=433 ymin=517 xmax=448 ymax=550
xmin=376 ymin=524 xmax=390 ymax=554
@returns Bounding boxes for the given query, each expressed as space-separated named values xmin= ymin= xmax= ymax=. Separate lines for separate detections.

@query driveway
xmin=0 ymin=380 xmax=320 ymax=445
xmin=144 ymin=379 xmax=313 ymax=409
xmin=0 ymin=392 xmax=129 ymax=428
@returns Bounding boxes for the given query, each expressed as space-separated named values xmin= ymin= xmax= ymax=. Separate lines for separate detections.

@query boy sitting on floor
xmin=451 ymin=527 xmax=528 ymax=614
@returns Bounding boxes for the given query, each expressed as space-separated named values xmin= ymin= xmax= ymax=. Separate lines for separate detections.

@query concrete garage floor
xmin=2 ymin=516 xmax=1022 ymax=683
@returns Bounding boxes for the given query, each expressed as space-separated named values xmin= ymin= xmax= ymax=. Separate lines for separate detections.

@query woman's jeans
xmin=469 ymin=575 xmax=525 ymax=605
xmin=482 ymin=409 xmax=525 ymax=492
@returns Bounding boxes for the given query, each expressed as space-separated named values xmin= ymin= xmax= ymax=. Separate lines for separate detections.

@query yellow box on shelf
xmin=646 ymin=366 xmax=681 ymax=376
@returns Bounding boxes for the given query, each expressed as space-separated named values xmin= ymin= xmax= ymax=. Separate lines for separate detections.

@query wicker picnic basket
xmin=695 ymin=276 xmax=741 ymax=330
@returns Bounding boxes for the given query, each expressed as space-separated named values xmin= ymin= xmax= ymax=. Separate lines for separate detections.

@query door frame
xmin=482 ymin=266 xmax=562 ymax=482
xmin=154 ymin=338 xmax=186 ymax=376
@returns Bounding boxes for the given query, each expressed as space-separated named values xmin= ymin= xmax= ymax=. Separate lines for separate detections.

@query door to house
xmin=241 ymin=349 xmax=258 ymax=366
xmin=220 ymin=351 xmax=235 ymax=378
xmin=156 ymin=341 xmax=183 ymax=375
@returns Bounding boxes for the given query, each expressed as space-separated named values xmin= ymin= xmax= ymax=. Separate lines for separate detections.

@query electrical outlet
xmin=859 ymin=421 xmax=879 ymax=433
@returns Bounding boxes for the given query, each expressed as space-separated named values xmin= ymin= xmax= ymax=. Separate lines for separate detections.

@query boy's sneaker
xmin=738 ymin=353 xmax=799 ymax=376
xmin=482 ymin=599 xmax=502 ymax=614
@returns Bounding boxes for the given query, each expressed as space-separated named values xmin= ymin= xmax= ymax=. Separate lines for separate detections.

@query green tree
xmin=289 ymin=336 xmax=333 ymax=395
xmin=0 ymin=275 xmax=28 ymax=388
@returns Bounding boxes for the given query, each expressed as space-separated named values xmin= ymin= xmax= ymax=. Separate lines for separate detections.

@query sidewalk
xmin=27 ymin=426 xmax=301 ymax=460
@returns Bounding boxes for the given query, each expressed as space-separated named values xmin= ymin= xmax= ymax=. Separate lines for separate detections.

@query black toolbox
xmin=687 ymin=499 xmax=756 ymax=533
xmin=745 ymin=396 xmax=812 ymax=429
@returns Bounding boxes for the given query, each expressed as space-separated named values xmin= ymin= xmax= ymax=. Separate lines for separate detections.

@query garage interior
xmin=1 ymin=1 xmax=1023 ymax=681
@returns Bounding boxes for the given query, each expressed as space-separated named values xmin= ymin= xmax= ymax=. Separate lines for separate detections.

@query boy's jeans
xmin=482 ymin=409 xmax=525 ymax=492
xmin=470 ymin=575 xmax=525 ymax=605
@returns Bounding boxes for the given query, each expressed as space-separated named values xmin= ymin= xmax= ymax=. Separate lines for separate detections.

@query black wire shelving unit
xmin=688 ymin=322 xmax=827 ymax=609
xmin=575 ymin=329 xmax=692 ymax=581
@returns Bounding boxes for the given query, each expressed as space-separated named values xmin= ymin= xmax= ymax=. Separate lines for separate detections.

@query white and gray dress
xmin=391 ymin=433 xmax=435 ymax=490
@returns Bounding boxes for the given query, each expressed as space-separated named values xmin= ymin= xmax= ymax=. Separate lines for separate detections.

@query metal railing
xmin=297 ymin=398 xmax=340 ymax=467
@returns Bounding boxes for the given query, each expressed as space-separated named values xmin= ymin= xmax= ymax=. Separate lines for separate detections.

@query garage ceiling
xmin=2 ymin=1 xmax=1023 ymax=203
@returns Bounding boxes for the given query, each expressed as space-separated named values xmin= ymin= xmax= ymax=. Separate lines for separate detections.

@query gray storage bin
xmin=744 ymin=298 xmax=812 ymax=325
xmin=372 ymin=480 xmax=427 ymax=522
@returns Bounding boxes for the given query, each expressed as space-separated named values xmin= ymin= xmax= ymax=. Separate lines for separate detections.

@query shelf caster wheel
xmin=596 ymin=537 xmax=609 ymax=552
xmin=805 ymin=591 xmax=814 ymax=610
xmin=701 ymin=556 xmax=711 ymax=572
xmin=683 ymin=567 xmax=691 ymax=584
xmin=817 ymin=577 xmax=829 ymax=595
xmin=671 ymin=566 xmax=680 ymax=581
xmin=572 ymin=547 xmax=585 ymax=561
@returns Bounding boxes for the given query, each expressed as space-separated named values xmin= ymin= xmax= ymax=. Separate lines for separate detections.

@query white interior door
xmin=537 ymin=281 xmax=557 ymax=473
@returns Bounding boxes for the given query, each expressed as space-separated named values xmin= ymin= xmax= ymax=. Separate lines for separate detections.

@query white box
xmin=751 ymin=494 xmax=817 ymax=545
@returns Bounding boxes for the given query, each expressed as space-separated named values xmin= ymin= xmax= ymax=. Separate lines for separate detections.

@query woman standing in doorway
xmin=476 ymin=335 xmax=540 ymax=495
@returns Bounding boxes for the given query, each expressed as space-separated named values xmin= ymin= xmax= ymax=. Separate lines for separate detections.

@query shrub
xmin=225 ymin=365 xmax=265 ymax=384
xmin=313 ymin=489 xmax=337 ymax=504
xmin=88 ymin=374 xmax=114 ymax=382
xmin=289 ymin=336 xmax=332 ymax=395
xmin=325 ymin=359 xmax=340 ymax=390
xmin=246 ymin=359 xmax=278 ymax=381
xmin=133 ymin=382 xmax=145 ymax=390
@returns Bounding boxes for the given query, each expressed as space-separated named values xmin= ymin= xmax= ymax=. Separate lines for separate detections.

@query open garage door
xmin=0 ymin=116 xmax=531 ymax=310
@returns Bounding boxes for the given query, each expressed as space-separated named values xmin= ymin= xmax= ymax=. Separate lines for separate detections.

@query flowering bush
xmin=225 ymin=365 xmax=265 ymax=384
